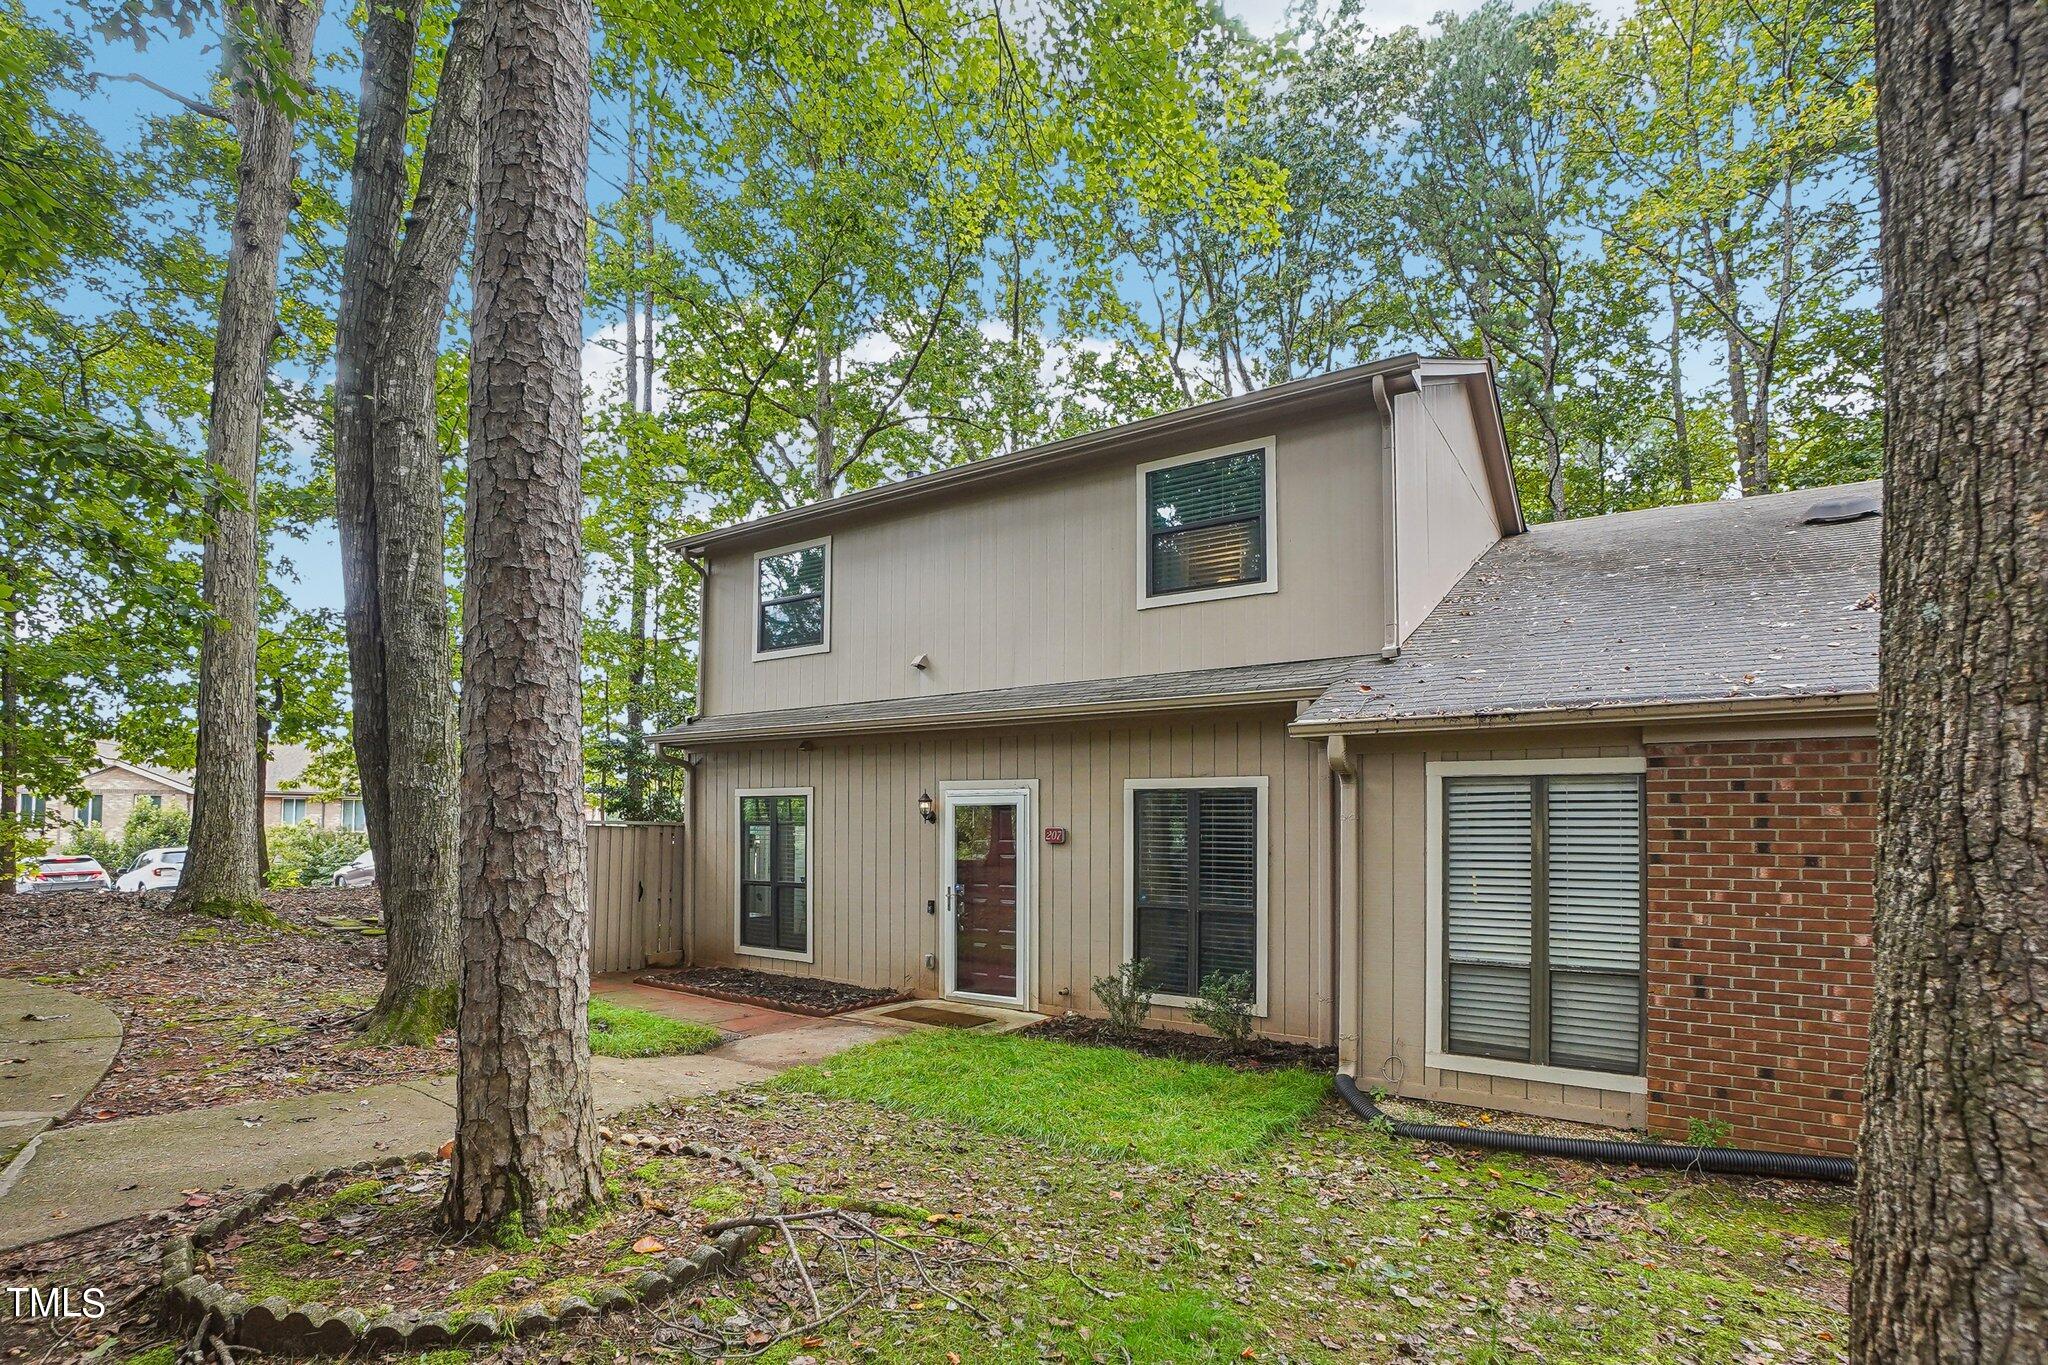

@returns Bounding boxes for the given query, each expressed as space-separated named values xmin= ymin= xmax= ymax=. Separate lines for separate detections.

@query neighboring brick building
xmin=26 ymin=741 xmax=363 ymax=852
xmin=1644 ymin=735 xmax=1878 ymax=1156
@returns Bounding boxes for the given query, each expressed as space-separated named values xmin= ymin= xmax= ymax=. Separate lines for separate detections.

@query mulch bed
xmin=1022 ymin=1012 xmax=1339 ymax=1071
xmin=0 ymin=889 xmax=452 ymax=1125
xmin=635 ymin=965 xmax=907 ymax=1017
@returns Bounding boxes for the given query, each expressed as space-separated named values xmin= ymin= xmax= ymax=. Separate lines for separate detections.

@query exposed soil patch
xmin=207 ymin=1141 xmax=773 ymax=1323
xmin=636 ymin=965 xmax=907 ymax=1017
xmin=1022 ymin=1011 xmax=1339 ymax=1071
xmin=0 ymin=889 xmax=451 ymax=1124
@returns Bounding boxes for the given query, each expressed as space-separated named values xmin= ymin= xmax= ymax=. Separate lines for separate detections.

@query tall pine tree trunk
xmin=361 ymin=1 xmax=482 ymax=1042
xmin=332 ymin=0 xmax=419 ymax=940
xmin=174 ymin=0 xmax=324 ymax=922
xmin=1852 ymin=0 xmax=2048 ymax=1355
xmin=445 ymin=0 xmax=604 ymax=1236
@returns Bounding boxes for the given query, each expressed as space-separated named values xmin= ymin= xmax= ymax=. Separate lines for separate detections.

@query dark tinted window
xmin=1146 ymin=450 xmax=1266 ymax=596
xmin=1131 ymin=786 xmax=1259 ymax=995
xmin=757 ymin=545 xmax=827 ymax=652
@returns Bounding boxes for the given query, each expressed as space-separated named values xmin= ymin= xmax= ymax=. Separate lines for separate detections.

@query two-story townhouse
xmin=656 ymin=352 xmax=1881 ymax=1159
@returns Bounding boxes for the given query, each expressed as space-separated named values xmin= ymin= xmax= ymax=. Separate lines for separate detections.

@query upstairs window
xmin=755 ymin=538 xmax=831 ymax=657
xmin=1127 ymin=779 xmax=1267 ymax=1006
xmin=1138 ymin=442 xmax=1277 ymax=607
xmin=1441 ymin=771 xmax=1645 ymax=1076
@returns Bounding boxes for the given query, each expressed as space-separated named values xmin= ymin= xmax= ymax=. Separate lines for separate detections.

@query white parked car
xmin=15 ymin=854 xmax=111 ymax=894
xmin=116 ymin=846 xmax=186 ymax=893
xmin=331 ymin=848 xmax=375 ymax=889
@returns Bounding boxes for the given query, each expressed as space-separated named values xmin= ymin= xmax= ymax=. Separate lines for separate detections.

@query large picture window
xmin=738 ymin=789 xmax=810 ymax=958
xmin=755 ymin=539 xmax=830 ymax=656
xmin=1441 ymin=772 xmax=1644 ymax=1075
xmin=1127 ymin=780 xmax=1266 ymax=1003
xmin=1137 ymin=442 xmax=1277 ymax=606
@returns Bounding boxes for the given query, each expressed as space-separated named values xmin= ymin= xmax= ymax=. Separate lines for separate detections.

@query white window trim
xmin=734 ymin=785 xmax=816 ymax=963
xmin=936 ymin=779 xmax=1038 ymax=1010
xmin=1121 ymin=775 xmax=1271 ymax=1017
xmin=1134 ymin=437 xmax=1280 ymax=610
xmin=751 ymin=535 xmax=832 ymax=660
xmin=1424 ymin=756 xmax=1648 ymax=1094
xmin=280 ymin=797 xmax=308 ymax=826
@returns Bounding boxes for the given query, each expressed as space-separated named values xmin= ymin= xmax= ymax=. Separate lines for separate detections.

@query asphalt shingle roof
xmin=1292 ymin=481 xmax=1881 ymax=730
xmin=658 ymin=656 xmax=1360 ymax=745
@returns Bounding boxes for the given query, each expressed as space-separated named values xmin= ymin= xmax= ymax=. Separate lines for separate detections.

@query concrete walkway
xmin=0 ymin=981 xmax=880 ymax=1251
xmin=0 ymin=980 xmax=122 ymax=1175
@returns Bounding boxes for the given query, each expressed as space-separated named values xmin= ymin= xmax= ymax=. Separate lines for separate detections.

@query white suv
xmin=115 ymin=846 xmax=186 ymax=893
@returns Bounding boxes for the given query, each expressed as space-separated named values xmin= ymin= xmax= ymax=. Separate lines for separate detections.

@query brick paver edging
xmin=160 ymin=1142 xmax=782 ymax=1356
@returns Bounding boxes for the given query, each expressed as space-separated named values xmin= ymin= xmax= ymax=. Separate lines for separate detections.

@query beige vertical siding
xmin=587 ymin=821 xmax=687 ymax=973
xmin=1348 ymin=726 xmax=1649 ymax=1127
xmin=1392 ymin=380 xmax=1502 ymax=642
xmin=699 ymin=404 xmax=1387 ymax=716
xmin=687 ymin=709 xmax=1335 ymax=1042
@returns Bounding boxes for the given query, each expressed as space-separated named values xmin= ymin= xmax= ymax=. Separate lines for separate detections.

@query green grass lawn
xmin=585 ymin=999 xmax=723 ymax=1058
xmin=776 ymin=1028 xmax=1330 ymax=1166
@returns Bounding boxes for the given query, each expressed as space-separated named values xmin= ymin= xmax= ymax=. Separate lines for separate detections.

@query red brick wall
xmin=1644 ymin=735 xmax=1876 ymax=1156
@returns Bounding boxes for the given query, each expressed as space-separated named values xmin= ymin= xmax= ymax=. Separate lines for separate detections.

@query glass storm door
xmin=945 ymin=795 xmax=1023 ymax=1003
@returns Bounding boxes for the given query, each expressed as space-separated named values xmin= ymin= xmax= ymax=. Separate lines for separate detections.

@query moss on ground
xmin=356 ymin=982 xmax=458 ymax=1047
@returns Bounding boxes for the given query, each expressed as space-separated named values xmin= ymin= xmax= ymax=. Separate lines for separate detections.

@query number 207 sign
xmin=1043 ymin=827 xmax=1068 ymax=845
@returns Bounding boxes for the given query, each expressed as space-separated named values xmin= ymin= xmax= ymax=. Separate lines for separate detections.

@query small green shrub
xmin=1190 ymin=971 xmax=1255 ymax=1051
xmin=1091 ymin=960 xmax=1153 ymax=1036
xmin=1687 ymin=1115 xmax=1733 ymax=1149
xmin=265 ymin=824 xmax=369 ymax=888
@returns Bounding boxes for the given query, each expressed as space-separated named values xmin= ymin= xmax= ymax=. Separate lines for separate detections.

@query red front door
xmin=949 ymin=799 xmax=1019 ymax=999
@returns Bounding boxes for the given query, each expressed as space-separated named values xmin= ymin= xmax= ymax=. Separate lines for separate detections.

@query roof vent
xmin=1802 ymin=491 xmax=1882 ymax=524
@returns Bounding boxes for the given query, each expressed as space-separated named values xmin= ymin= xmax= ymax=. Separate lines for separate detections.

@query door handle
xmin=952 ymin=882 xmax=968 ymax=921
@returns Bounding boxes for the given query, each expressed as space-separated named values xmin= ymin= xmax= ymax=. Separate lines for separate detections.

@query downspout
xmin=1333 ymin=1075 xmax=1854 ymax=1183
xmin=1372 ymin=375 xmax=1400 ymax=661
xmin=1325 ymin=735 xmax=1360 ymax=1070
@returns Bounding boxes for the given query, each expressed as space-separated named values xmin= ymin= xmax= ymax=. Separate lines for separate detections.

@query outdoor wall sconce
xmin=918 ymin=790 xmax=936 ymax=823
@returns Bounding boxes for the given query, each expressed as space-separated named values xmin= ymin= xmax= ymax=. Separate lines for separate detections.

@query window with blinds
xmin=757 ymin=541 xmax=828 ymax=653
xmin=1442 ymin=773 xmax=1644 ymax=1074
xmin=1132 ymin=785 xmax=1260 ymax=996
xmin=1145 ymin=448 xmax=1267 ymax=597
xmin=740 ymin=793 xmax=809 ymax=954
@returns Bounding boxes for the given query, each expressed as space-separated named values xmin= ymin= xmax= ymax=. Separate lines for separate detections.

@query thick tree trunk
xmin=360 ymin=1 xmax=482 ymax=1043
xmin=174 ymin=0 xmax=324 ymax=922
xmin=1 ymin=608 xmax=16 ymax=898
xmin=444 ymin=0 xmax=604 ymax=1237
xmin=1852 ymin=0 xmax=2048 ymax=1357
xmin=332 ymin=0 xmax=420 ymax=909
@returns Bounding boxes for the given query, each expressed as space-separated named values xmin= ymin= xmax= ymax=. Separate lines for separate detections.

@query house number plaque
xmin=1043 ymin=827 xmax=1068 ymax=845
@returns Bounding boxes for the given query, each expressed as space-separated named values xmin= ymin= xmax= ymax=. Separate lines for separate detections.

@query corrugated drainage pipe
xmin=1334 ymin=1074 xmax=1854 ymax=1184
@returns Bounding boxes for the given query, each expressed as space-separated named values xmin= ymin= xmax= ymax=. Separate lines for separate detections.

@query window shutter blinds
xmin=1195 ymin=788 xmax=1258 ymax=985
xmin=1133 ymin=791 xmax=1192 ymax=993
xmin=1444 ymin=780 xmax=1534 ymax=1058
xmin=1544 ymin=778 xmax=1643 ymax=1070
xmin=1146 ymin=450 xmax=1267 ymax=594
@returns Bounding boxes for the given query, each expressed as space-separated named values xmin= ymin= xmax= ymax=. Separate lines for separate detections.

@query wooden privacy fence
xmin=586 ymin=820 xmax=686 ymax=974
